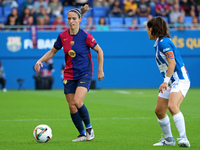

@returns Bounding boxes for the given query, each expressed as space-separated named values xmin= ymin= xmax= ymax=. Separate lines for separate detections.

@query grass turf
xmin=0 ymin=88 xmax=199 ymax=150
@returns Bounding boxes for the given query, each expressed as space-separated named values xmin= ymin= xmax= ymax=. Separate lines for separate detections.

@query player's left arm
xmin=93 ymin=44 xmax=104 ymax=81
xmin=86 ymin=33 xmax=104 ymax=81
xmin=165 ymin=51 xmax=176 ymax=79
xmin=159 ymin=44 xmax=176 ymax=93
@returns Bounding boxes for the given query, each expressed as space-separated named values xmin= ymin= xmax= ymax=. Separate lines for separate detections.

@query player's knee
xmin=168 ymin=104 xmax=178 ymax=114
xmin=155 ymin=107 xmax=161 ymax=115
xmin=68 ymin=104 xmax=77 ymax=113
xmin=74 ymin=99 xmax=82 ymax=108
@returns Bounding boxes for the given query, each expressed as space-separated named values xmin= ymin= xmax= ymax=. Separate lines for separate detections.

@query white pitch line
xmin=114 ymin=90 xmax=131 ymax=94
xmin=134 ymin=92 xmax=144 ymax=95
xmin=0 ymin=117 xmax=199 ymax=122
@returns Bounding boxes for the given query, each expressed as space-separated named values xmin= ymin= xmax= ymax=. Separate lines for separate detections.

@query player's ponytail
xmin=80 ymin=4 xmax=91 ymax=17
xmin=147 ymin=16 xmax=170 ymax=39
xmin=68 ymin=4 xmax=91 ymax=18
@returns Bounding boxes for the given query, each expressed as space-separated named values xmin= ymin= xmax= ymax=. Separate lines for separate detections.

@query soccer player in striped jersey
xmin=146 ymin=16 xmax=190 ymax=147
xmin=34 ymin=5 xmax=104 ymax=142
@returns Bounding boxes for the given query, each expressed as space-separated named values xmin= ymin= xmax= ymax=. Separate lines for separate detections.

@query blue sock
xmin=78 ymin=104 xmax=91 ymax=128
xmin=71 ymin=112 xmax=86 ymax=135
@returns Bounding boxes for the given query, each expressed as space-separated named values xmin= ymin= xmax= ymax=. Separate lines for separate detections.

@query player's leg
xmin=0 ymin=78 xmax=6 ymax=92
xmin=168 ymin=91 xmax=190 ymax=147
xmin=153 ymin=89 xmax=175 ymax=146
xmin=66 ymin=93 xmax=87 ymax=142
xmin=64 ymin=80 xmax=86 ymax=142
xmin=75 ymin=79 xmax=94 ymax=141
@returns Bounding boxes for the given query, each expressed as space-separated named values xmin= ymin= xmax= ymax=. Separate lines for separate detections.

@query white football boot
xmin=86 ymin=127 xmax=95 ymax=141
xmin=177 ymin=138 xmax=191 ymax=147
xmin=72 ymin=135 xmax=86 ymax=142
xmin=153 ymin=137 xmax=176 ymax=146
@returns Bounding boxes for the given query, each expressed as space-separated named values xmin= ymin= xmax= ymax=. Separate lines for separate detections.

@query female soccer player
xmin=146 ymin=16 xmax=190 ymax=147
xmin=34 ymin=5 xmax=104 ymax=142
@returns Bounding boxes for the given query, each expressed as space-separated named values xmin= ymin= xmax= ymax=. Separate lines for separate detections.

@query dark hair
xmin=147 ymin=16 xmax=170 ymax=39
xmin=98 ymin=17 xmax=106 ymax=25
xmin=68 ymin=4 xmax=91 ymax=18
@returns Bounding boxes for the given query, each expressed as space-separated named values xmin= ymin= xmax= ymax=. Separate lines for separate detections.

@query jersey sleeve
xmin=159 ymin=40 xmax=175 ymax=60
xmin=86 ymin=33 xmax=97 ymax=49
xmin=53 ymin=34 xmax=62 ymax=50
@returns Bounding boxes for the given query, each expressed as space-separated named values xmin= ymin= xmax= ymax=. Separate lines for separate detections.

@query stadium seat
xmin=124 ymin=17 xmax=138 ymax=29
xmin=0 ymin=6 xmax=2 ymax=16
xmin=0 ymin=18 xmax=4 ymax=23
xmin=93 ymin=6 xmax=107 ymax=17
xmin=0 ymin=7 xmax=4 ymax=23
xmin=184 ymin=16 xmax=192 ymax=25
xmin=162 ymin=16 xmax=168 ymax=23
xmin=3 ymin=7 xmax=13 ymax=22
xmin=150 ymin=6 xmax=156 ymax=16
xmin=80 ymin=17 xmax=88 ymax=27
xmin=139 ymin=17 xmax=147 ymax=28
xmin=17 ymin=0 xmax=27 ymax=13
xmin=109 ymin=17 xmax=124 ymax=30
xmin=49 ymin=16 xmax=55 ymax=24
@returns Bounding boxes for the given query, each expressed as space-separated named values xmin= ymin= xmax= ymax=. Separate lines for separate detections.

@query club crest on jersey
xmin=70 ymin=41 xmax=74 ymax=46
xmin=68 ymin=50 xmax=76 ymax=57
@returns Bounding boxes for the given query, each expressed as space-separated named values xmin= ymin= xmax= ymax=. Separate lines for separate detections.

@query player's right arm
xmin=34 ymin=47 xmax=58 ymax=72
xmin=34 ymin=35 xmax=63 ymax=72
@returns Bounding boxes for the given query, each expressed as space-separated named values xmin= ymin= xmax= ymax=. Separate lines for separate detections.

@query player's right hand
xmin=159 ymin=82 xmax=168 ymax=93
xmin=34 ymin=61 xmax=43 ymax=72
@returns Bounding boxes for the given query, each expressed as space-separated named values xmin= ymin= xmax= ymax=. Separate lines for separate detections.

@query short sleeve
xmin=53 ymin=35 xmax=62 ymax=50
xmin=159 ymin=40 xmax=175 ymax=59
xmin=86 ymin=33 xmax=97 ymax=49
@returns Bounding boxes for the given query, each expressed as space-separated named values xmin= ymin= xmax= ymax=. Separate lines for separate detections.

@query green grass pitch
xmin=0 ymin=88 xmax=199 ymax=150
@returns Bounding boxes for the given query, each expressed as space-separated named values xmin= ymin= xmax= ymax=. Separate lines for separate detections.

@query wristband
xmin=164 ymin=76 xmax=170 ymax=83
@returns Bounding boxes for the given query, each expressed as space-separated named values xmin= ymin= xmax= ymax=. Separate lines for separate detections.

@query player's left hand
xmin=98 ymin=71 xmax=104 ymax=81
xmin=159 ymin=82 xmax=168 ymax=93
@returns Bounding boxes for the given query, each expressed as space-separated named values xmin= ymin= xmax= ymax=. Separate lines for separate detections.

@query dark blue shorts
xmin=63 ymin=78 xmax=91 ymax=94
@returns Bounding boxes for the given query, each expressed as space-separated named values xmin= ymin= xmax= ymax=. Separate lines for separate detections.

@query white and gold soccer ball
xmin=33 ymin=124 xmax=52 ymax=143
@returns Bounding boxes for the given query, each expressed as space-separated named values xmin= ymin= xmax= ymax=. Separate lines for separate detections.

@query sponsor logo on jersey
xmin=7 ymin=36 xmax=22 ymax=52
xmin=68 ymin=50 xmax=76 ymax=57
xmin=70 ymin=41 xmax=74 ymax=46
xmin=163 ymin=48 xmax=170 ymax=52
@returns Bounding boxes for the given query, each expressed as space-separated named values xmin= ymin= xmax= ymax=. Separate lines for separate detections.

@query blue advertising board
xmin=0 ymin=30 xmax=200 ymax=89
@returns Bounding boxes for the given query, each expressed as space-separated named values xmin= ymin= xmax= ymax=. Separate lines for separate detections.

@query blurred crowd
xmin=0 ymin=0 xmax=199 ymax=31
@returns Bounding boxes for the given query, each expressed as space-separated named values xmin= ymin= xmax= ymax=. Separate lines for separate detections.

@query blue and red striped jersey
xmin=54 ymin=29 xmax=97 ymax=80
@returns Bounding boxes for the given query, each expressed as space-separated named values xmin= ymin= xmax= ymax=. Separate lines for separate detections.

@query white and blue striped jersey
xmin=154 ymin=37 xmax=190 ymax=83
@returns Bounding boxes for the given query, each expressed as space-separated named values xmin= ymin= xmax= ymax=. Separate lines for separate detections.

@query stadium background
xmin=1 ymin=29 xmax=200 ymax=89
xmin=0 ymin=0 xmax=200 ymax=89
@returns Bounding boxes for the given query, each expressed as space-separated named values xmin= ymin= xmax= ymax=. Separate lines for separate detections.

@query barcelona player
xmin=146 ymin=16 xmax=190 ymax=147
xmin=34 ymin=5 xmax=104 ymax=142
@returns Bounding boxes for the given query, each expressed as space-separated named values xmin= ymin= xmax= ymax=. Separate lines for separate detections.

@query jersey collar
xmin=154 ymin=38 xmax=159 ymax=47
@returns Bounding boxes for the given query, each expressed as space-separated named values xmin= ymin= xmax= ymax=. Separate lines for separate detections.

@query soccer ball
xmin=33 ymin=124 xmax=53 ymax=143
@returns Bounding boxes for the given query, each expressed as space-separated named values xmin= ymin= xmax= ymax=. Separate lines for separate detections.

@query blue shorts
xmin=63 ymin=78 xmax=91 ymax=94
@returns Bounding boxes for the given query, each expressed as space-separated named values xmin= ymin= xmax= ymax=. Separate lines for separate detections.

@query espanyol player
xmin=34 ymin=5 xmax=104 ymax=142
xmin=146 ymin=16 xmax=190 ymax=147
